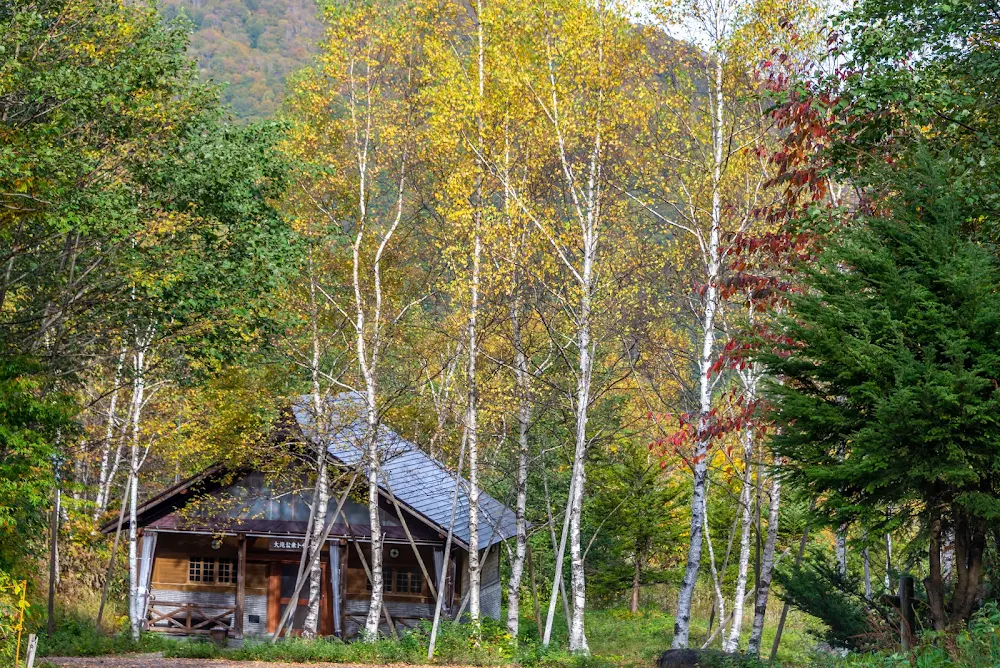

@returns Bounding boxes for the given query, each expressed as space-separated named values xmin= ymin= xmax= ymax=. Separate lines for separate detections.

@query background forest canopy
xmin=2 ymin=0 xmax=1000 ymax=665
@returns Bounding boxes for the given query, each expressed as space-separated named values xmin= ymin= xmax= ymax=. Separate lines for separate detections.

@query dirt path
xmin=43 ymin=657 xmax=454 ymax=668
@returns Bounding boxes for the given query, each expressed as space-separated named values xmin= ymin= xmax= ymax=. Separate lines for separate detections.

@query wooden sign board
xmin=268 ymin=538 xmax=306 ymax=551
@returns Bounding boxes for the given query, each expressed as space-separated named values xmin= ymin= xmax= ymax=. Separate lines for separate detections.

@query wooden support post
xmin=339 ymin=539 xmax=348 ymax=638
xmin=338 ymin=510 xmax=398 ymax=640
xmin=235 ymin=533 xmax=246 ymax=639
xmin=899 ymin=575 xmax=915 ymax=650
xmin=25 ymin=633 xmax=37 ymax=668
xmin=385 ymin=485 xmax=437 ymax=600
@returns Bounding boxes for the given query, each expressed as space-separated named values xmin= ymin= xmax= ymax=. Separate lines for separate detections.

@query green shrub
xmin=37 ymin=614 xmax=170 ymax=657
xmin=833 ymin=602 xmax=1000 ymax=667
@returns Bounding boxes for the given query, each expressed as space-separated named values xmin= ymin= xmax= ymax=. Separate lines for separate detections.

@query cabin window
xmin=188 ymin=557 xmax=235 ymax=584
xmin=189 ymin=557 xmax=214 ymax=582
xmin=217 ymin=558 xmax=234 ymax=584
xmin=365 ymin=567 xmax=424 ymax=595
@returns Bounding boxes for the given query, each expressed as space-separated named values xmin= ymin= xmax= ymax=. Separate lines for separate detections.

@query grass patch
xmin=37 ymin=613 xmax=171 ymax=657
xmin=40 ymin=605 xmax=824 ymax=665
xmin=163 ymin=609 xmax=818 ymax=666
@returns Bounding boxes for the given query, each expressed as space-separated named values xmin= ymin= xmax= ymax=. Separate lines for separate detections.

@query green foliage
xmin=0 ymin=358 xmax=74 ymax=572
xmin=36 ymin=614 xmax=169 ymax=657
xmin=763 ymin=148 xmax=1000 ymax=628
xmin=773 ymin=550 xmax=885 ymax=651
xmin=827 ymin=602 xmax=1000 ymax=667
xmin=161 ymin=0 xmax=324 ymax=121
xmin=584 ymin=429 xmax=686 ymax=604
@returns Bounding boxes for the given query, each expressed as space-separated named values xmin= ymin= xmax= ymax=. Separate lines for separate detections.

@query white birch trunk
xmin=567 ymin=237 xmax=593 ymax=655
xmin=702 ymin=495 xmax=725 ymax=647
xmin=941 ymin=526 xmax=954 ymax=582
xmin=671 ymin=13 xmax=724 ymax=647
xmin=506 ymin=305 xmax=530 ymax=636
xmin=466 ymin=0 xmax=487 ymax=623
xmin=863 ymin=543 xmax=872 ymax=600
xmin=127 ymin=335 xmax=149 ymax=642
xmin=836 ymin=523 xmax=847 ymax=578
xmin=466 ymin=231 xmax=482 ymax=624
xmin=303 ymin=453 xmax=329 ymax=636
xmin=746 ymin=472 xmax=780 ymax=655
xmin=303 ymin=255 xmax=328 ymax=638
xmin=363 ymin=393 xmax=383 ymax=639
xmin=884 ymin=531 xmax=892 ymax=590
xmin=93 ymin=348 xmax=126 ymax=520
xmin=723 ymin=426 xmax=754 ymax=652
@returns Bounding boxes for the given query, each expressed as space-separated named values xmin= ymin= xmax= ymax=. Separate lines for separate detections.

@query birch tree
xmin=284 ymin=0 xmax=436 ymax=639
xmin=638 ymin=0 xmax=824 ymax=647
xmin=478 ymin=0 xmax=648 ymax=651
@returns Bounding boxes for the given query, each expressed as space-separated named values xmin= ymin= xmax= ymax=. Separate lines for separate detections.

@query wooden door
xmin=267 ymin=561 xmax=331 ymax=636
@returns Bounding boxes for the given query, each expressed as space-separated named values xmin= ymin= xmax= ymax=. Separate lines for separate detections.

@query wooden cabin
xmin=104 ymin=393 xmax=517 ymax=639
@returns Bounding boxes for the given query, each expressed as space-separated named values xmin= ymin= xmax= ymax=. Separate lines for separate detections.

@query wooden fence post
xmin=25 ymin=634 xmax=38 ymax=668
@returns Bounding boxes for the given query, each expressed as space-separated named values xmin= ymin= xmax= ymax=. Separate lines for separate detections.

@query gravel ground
xmin=42 ymin=657 xmax=455 ymax=668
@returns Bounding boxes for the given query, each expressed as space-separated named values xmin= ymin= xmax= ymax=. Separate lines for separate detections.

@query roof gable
xmin=292 ymin=393 xmax=517 ymax=548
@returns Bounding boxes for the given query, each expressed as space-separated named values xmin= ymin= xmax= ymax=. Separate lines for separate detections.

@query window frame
xmin=188 ymin=556 xmax=235 ymax=585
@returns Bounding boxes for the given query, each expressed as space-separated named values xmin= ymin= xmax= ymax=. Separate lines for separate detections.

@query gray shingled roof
xmin=292 ymin=393 xmax=517 ymax=549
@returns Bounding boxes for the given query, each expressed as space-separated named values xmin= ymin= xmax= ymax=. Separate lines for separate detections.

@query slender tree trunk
xmin=506 ymin=306 xmax=530 ymax=636
xmin=466 ymin=234 xmax=482 ymax=624
xmin=542 ymin=463 xmax=572 ymax=642
xmin=702 ymin=496 xmax=725 ymax=646
xmin=47 ymin=485 xmax=60 ymax=636
xmin=724 ymin=426 xmax=755 ymax=652
xmin=836 ymin=523 xmax=847 ymax=578
xmin=672 ymin=246 xmax=720 ymax=648
xmin=93 ymin=348 xmax=126 ymax=520
xmin=862 ymin=540 xmax=872 ymax=601
xmin=926 ymin=510 xmax=946 ymax=631
xmin=672 ymin=32 xmax=724 ymax=646
xmin=465 ymin=0 xmax=488 ymax=625
xmin=631 ymin=548 xmax=642 ymax=614
xmin=568 ymin=264 xmax=592 ymax=654
xmin=528 ymin=546 xmax=543 ymax=631
xmin=303 ymin=456 xmax=328 ymax=637
xmin=884 ymin=530 xmax=892 ymax=590
xmin=542 ymin=472 xmax=574 ymax=647
xmin=747 ymin=472 xmax=780 ymax=655
xmin=127 ymin=335 xmax=148 ymax=642
xmin=362 ymin=388 xmax=383 ymax=639
xmin=303 ymin=256 xmax=328 ymax=639
xmin=941 ymin=525 xmax=954 ymax=583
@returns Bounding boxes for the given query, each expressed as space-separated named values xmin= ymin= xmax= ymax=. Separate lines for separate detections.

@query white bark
xmin=466 ymin=231 xmax=482 ymax=624
xmin=465 ymin=0 xmax=487 ymax=624
xmin=567 ymin=251 xmax=592 ymax=654
xmin=542 ymin=462 xmax=572 ymax=643
xmin=93 ymin=347 xmax=126 ymax=520
xmin=747 ymin=472 xmax=780 ymax=655
xmin=702 ymin=495 xmax=725 ymax=647
xmin=303 ymin=257 xmax=329 ymax=638
xmin=941 ymin=526 xmax=955 ymax=582
xmin=671 ymin=3 xmax=725 ymax=646
xmin=863 ymin=543 xmax=872 ymax=600
xmin=836 ymin=523 xmax=847 ymax=578
xmin=884 ymin=531 xmax=892 ymax=590
xmin=506 ymin=304 xmax=530 ymax=636
xmin=303 ymin=452 xmax=329 ymax=636
xmin=342 ymin=56 xmax=409 ymax=637
xmin=127 ymin=329 xmax=152 ymax=641
xmin=543 ymin=474 xmax=574 ymax=647
xmin=723 ymin=426 xmax=755 ymax=652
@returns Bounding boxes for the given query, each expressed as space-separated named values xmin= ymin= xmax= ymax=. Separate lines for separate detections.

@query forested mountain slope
xmin=162 ymin=0 xmax=323 ymax=120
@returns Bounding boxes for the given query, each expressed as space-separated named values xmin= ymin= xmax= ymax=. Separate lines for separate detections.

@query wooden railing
xmin=147 ymin=601 xmax=235 ymax=635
